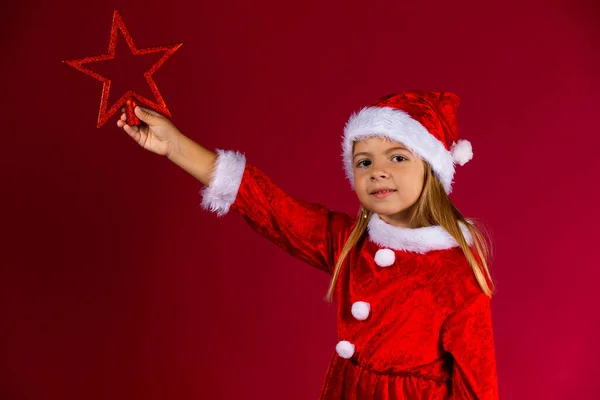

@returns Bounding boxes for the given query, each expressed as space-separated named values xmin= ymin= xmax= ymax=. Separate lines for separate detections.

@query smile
xmin=371 ymin=189 xmax=397 ymax=199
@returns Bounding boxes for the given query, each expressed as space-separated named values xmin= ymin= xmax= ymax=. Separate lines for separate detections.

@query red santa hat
xmin=342 ymin=90 xmax=472 ymax=194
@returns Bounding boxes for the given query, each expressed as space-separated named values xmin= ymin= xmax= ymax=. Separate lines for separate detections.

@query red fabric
xmin=371 ymin=91 xmax=460 ymax=151
xmin=230 ymin=162 xmax=498 ymax=399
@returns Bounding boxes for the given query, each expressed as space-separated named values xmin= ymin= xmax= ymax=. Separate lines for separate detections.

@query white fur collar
xmin=366 ymin=213 xmax=473 ymax=253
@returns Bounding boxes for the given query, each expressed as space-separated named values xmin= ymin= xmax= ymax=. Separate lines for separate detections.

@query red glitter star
xmin=64 ymin=9 xmax=182 ymax=128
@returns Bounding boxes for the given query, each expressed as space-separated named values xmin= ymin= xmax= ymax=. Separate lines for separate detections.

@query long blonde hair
xmin=324 ymin=162 xmax=495 ymax=302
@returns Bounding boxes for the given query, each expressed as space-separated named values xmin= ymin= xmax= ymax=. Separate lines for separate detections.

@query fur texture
xmin=351 ymin=301 xmax=371 ymax=321
xmin=374 ymin=248 xmax=396 ymax=267
xmin=451 ymin=139 xmax=473 ymax=166
xmin=335 ymin=340 xmax=355 ymax=359
xmin=200 ymin=149 xmax=246 ymax=217
xmin=367 ymin=213 xmax=473 ymax=253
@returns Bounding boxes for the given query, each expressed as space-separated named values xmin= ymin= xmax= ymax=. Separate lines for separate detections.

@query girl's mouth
xmin=371 ymin=189 xmax=397 ymax=199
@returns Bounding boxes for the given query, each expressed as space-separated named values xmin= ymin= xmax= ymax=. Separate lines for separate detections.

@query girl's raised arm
xmin=167 ymin=132 xmax=217 ymax=186
xmin=199 ymin=149 xmax=354 ymax=275
xmin=118 ymin=107 xmax=353 ymax=275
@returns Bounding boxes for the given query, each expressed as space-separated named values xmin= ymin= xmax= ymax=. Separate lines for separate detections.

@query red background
xmin=2 ymin=0 xmax=600 ymax=398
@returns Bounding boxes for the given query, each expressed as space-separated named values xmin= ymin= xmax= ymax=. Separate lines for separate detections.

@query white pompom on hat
xmin=342 ymin=90 xmax=472 ymax=194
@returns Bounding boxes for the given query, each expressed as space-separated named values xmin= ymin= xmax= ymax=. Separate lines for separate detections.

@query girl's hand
xmin=117 ymin=106 xmax=182 ymax=157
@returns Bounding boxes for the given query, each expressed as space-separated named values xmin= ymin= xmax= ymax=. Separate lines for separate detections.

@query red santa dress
xmin=201 ymin=149 xmax=499 ymax=400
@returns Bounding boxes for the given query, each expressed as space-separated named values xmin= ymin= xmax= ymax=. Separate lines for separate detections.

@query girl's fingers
xmin=117 ymin=116 xmax=133 ymax=128
xmin=123 ymin=124 xmax=137 ymax=136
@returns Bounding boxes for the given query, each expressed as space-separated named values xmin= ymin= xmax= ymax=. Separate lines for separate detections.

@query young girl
xmin=117 ymin=90 xmax=498 ymax=399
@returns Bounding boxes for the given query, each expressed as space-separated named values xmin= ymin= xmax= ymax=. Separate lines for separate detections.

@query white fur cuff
xmin=200 ymin=149 xmax=246 ymax=217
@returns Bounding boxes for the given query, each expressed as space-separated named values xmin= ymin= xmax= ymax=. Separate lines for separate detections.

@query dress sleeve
xmin=200 ymin=149 xmax=353 ymax=274
xmin=441 ymin=293 xmax=499 ymax=400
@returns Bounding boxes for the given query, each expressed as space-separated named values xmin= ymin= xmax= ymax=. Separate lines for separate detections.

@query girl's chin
xmin=369 ymin=205 xmax=408 ymax=216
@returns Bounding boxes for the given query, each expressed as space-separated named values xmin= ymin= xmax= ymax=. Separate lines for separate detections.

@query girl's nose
xmin=371 ymin=169 xmax=389 ymax=180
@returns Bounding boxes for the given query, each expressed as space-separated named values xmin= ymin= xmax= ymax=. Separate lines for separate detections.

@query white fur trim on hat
xmin=200 ymin=149 xmax=246 ymax=217
xmin=335 ymin=340 xmax=355 ymax=359
xmin=351 ymin=301 xmax=371 ymax=320
xmin=342 ymin=106 xmax=457 ymax=193
xmin=374 ymin=248 xmax=395 ymax=267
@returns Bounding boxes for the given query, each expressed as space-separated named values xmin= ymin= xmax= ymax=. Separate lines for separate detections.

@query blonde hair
xmin=324 ymin=161 xmax=495 ymax=302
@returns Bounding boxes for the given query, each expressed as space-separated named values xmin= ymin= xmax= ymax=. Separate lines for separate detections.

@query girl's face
xmin=353 ymin=137 xmax=425 ymax=227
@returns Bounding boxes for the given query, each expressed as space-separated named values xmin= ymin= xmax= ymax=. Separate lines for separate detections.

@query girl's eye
xmin=356 ymin=156 xmax=406 ymax=168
